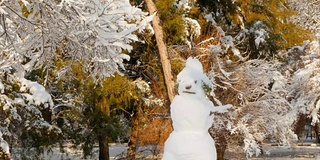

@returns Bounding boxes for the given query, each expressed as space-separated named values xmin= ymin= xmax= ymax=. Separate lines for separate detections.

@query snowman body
xmin=162 ymin=58 xmax=217 ymax=160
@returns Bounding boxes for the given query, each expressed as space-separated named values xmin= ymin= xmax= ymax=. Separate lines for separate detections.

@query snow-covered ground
xmin=225 ymin=138 xmax=320 ymax=160
xmin=225 ymin=144 xmax=320 ymax=160
xmin=9 ymin=141 xmax=319 ymax=160
xmin=11 ymin=143 xmax=159 ymax=160
xmin=9 ymin=137 xmax=319 ymax=159
xmin=10 ymin=143 xmax=124 ymax=160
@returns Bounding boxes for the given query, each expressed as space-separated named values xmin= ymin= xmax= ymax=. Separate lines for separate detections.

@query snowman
xmin=162 ymin=57 xmax=231 ymax=160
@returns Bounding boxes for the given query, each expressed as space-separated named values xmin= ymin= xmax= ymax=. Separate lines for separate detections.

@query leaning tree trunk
xmin=98 ymin=134 xmax=110 ymax=160
xmin=144 ymin=0 xmax=175 ymax=102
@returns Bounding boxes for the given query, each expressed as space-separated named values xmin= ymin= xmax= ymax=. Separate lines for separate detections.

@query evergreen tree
xmin=197 ymin=0 xmax=313 ymax=60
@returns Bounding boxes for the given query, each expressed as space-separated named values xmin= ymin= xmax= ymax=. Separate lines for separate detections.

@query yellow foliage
xmin=279 ymin=23 xmax=313 ymax=47
xmin=232 ymin=0 xmax=314 ymax=48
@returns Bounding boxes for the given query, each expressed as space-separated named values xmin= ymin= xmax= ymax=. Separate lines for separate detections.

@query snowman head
xmin=177 ymin=57 xmax=212 ymax=98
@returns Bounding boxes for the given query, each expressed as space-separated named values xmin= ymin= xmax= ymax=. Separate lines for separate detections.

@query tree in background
xmin=51 ymin=55 xmax=165 ymax=159
xmin=0 ymin=70 xmax=61 ymax=159
xmin=0 ymin=0 xmax=151 ymax=81
xmin=288 ymin=0 xmax=320 ymax=35
xmin=0 ymin=0 xmax=152 ymax=158
xmin=189 ymin=26 xmax=298 ymax=158
xmin=228 ymin=60 xmax=297 ymax=157
xmin=241 ymin=0 xmax=313 ymax=59
xmin=286 ymin=36 xmax=320 ymax=143
xmin=54 ymin=71 xmax=141 ymax=159
xmin=198 ymin=0 xmax=313 ymax=60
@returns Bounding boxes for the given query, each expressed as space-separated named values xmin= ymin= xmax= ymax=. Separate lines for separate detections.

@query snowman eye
xmin=194 ymin=80 xmax=197 ymax=84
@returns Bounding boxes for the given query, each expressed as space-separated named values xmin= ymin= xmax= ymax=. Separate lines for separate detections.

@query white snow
xmin=174 ymin=0 xmax=192 ymax=10
xmin=220 ymin=35 xmax=243 ymax=61
xmin=133 ymin=78 xmax=164 ymax=107
xmin=13 ymin=98 xmax=25 ymax=105
xmin=7 ymin=142 xmax=319 ymax=160
xmin=184 ymin=17 xmax=201 ymax=38
xmin=163 ymin=57 xmax=231 ymax=160
xmin=271 ymin=74 xmax=287 ymax=92
xmin=19 ymin=78 xmax=54 ymax=108
xmin=252 ymin=28 xmax=268 ymax=47
xmin=177 ymin=57 xmax=212 ymax=93
xmin=288 ymin=40 xmax=309 ymax=53
xmin=289 ymin=38 xmax=320 ymax=126
xmin=209 ymin=45 xmax=223 ymax=53
xmin=0 ymin=131 xmax=10 ymax=155
xmin=0 ymin=81 xmax=4 ymax=93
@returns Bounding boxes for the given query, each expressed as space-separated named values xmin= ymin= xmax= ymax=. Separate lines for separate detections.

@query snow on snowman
xmin=162 ymin=57 xmax=231 ymax=160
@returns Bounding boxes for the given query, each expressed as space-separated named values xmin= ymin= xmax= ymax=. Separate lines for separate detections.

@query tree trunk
xmin=209 ymin=126 xmax=228 ymax=160
xmin=215 ymin=134 xmax=227 ymax=160
xmin=294 ymin=114 xmax=309 ymax=141
xmin=315 ymin=122 xmax=319 ymax=143
xmin=127 ymin=117 xmax=139 ymax=159
xmin=144 ymin=0 xmax=175 ymax=102
xmin=98 ymin=134 xmax=110 ymax=160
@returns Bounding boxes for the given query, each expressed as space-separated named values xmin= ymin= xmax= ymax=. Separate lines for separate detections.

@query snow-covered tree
xmin=288 ymin=36 xmax=320 ymax=126
xmin=0 ymin=0 xmax=153 ymax=157
xmin=192 ymin=5 xmax=302 ymax=158
xmin=0 ymin=0 xmax=153 ymax=82
xmin=229 ymin=60 xmax=298 ymax=157
xmin=204 ymin=51 xmax=298 ymax=158
xmin=0 ymin=70 xmax=61 ymax=159
xmin=288 ymin=0 xmax=320 ymax=35
xmin=174 ymin=0 xmax=201 ymax=48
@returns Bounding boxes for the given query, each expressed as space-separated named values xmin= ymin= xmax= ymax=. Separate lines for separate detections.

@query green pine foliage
xmin=198 ymin=0 xmax=238 ymax=25
xmin=51 ymin=61 xmax=142 ymax=158
xmin=155 ymin=0 xmax=186 ymax=45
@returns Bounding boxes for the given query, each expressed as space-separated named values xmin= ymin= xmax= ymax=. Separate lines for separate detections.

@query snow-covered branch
xmin=0 ymin=0 xmax=153 ymax=81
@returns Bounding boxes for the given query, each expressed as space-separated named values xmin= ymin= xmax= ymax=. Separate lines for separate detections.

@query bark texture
xmin=98 ymin=134 xmax=110 ymax=160
xmin=144 ymin=0 xmax=175 ymax=102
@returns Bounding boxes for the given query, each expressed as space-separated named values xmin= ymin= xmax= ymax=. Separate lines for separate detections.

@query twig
xmin=4 ymin=3 xmax=42 ymax=27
